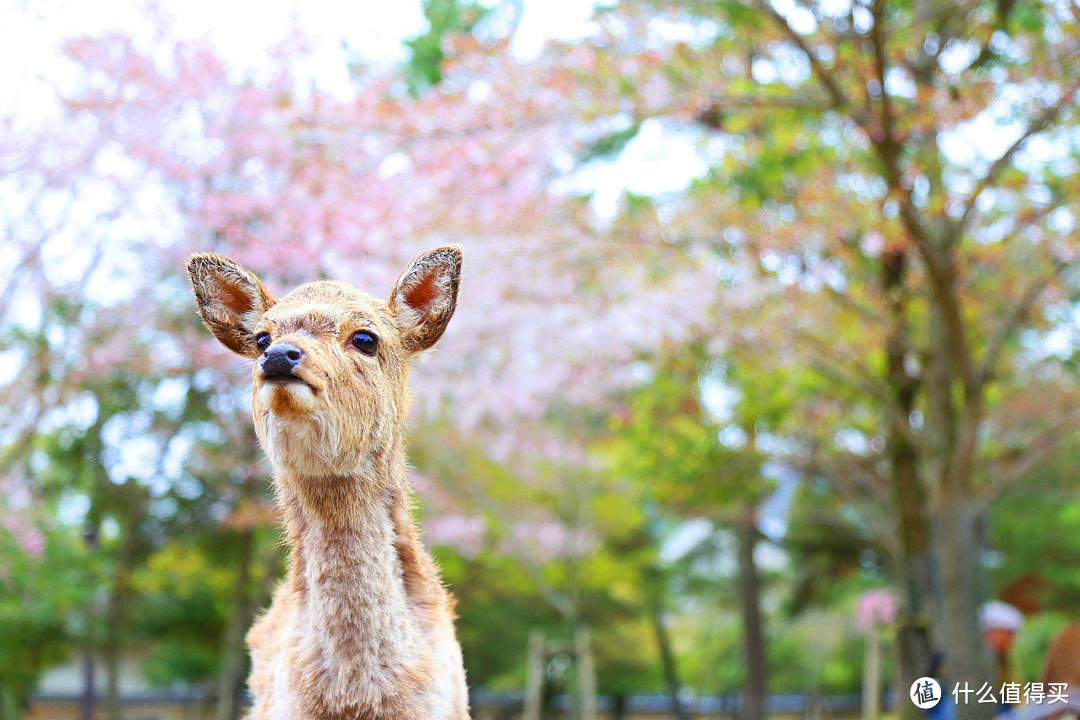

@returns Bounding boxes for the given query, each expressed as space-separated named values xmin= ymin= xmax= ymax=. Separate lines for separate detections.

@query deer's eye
xmin=255 ymin=333 xmax=272 ymax=352
xmin=351 ymin=331 xmax=377 ymax=356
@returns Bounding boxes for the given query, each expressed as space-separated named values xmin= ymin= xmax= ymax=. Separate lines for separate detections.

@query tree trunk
xmin=651 ymin=596 xmax=691 ymax=720
xmin=575 ymin=626 xmax=598 ymax=720
xmin=611 ymin=694 xmax=627 ymax=720
xmin=80 ymin=520 xmax=101 ymax=720
xmin=881 ymin=248 xmax=938 ymax=720
xmin=523 ymin=631 xmax=545 ymax=720
xmin=102 ymin=521 xmax=139 ymax=720
xmin=78 ymin=650 xmax=96 ymax=720
xmin=863 ymin=628 xmax=882 ymax=720
xmin=736 ymin=515 xmax=767 ymax=720
xmin=102 ymin=591 xmax=128 ymax=720
xmin=102 ymin=611 xmax=123 ymax=720
xmin=934 ymin=505 xmax=994 ymax=720
xmin=215 ymin=527 xmax=255 ymax=720
xmin=890 ymin=449 xmax=937 ymax=716
xmin=920 ymin=285 xmax=994 ymax=720
xmin=895 ymin=550 xmax=936 ymax=719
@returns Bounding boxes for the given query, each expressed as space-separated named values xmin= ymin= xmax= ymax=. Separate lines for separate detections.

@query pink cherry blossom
xmin=856 ymin=589 xmax=898 ymax=631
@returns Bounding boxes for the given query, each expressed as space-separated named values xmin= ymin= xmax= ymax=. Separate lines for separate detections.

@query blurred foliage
xmin=783 ymin=480 xmax=886 ymax=615
xmin=405 ymin=0 xmax=493 ymax=94
xmin=1012 ymin=613 xmax=1071 ymax=684
xmin=132 ymin=543 xmax=234 ymax=685
xmin=676 ymin=609 xmax=875 ymax=695
xmin=0 ymin=527 xmax=88 ymax=711
xmin=605 ymin=351 xmax=772 ymax=511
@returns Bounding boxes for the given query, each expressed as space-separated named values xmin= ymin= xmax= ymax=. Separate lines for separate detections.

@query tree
xmin=607 ymin=354 xmax=778 ymax=720
xmin=562 ymin=4 xmax=1080 ymax=718
xmin=0 ymin=525 xmax=88 ymax=720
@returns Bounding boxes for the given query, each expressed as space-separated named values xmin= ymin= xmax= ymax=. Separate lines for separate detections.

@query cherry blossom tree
xmin=0 ymin=2 xmax=732 ymax=713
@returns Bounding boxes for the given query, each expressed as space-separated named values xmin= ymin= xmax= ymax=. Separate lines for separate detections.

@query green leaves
xmin=580 ymin=123 xmax=642 ymax=163
xmin=606 ymin=353 xmax=770 ymax=512
xmin=0 ymin=526 xmax=90 ymax=707
xmin=404 ymin=0 xmax=493 ymax=94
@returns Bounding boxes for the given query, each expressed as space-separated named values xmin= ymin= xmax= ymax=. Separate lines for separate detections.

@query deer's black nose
xmin=261 ymin=343 xmax=303 ymax=378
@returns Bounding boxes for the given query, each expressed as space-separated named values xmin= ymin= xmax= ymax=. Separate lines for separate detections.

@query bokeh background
xmin=3 ymin=0 xmax=1080 ymax=719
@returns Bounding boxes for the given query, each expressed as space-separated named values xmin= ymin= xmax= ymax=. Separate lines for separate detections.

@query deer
xmin=186 ymin=246 xmax=470 ymax=720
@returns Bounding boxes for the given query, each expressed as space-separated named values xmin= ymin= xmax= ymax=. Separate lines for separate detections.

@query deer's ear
xmin=389 ymin=245 xmax=462 ymax=354
xmin=186 ymin=254 xmax=276 ymax=357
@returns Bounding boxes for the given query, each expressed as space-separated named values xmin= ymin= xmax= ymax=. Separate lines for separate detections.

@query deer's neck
xmin=278 ymin=449 xmax=435 ymax=705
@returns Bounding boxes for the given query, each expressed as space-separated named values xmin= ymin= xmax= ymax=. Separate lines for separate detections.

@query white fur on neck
xmin=291 ymin=488 xmax=424 ymax=711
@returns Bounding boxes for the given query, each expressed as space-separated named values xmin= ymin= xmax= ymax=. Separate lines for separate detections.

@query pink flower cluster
xmin=506 ymin=520 xmax=597 ymax=564
xmin=423 ymin=514 xmax=487 ymax=558
xmin=856 ymin=588 xmax=898 ymax=630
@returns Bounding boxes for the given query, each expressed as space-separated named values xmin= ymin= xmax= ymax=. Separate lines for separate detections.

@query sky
xmin=2 ymin=0 xmax=1039 ymax=231
xmin=0 ymin=0 xmax=600 ymax=104
xmin=2 ymin=0 xmax=1052 ymax=207
xmin=0 ymin=0 xmax=709 ymax=222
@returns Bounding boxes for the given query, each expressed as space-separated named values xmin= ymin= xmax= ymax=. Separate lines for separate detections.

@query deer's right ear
xmin=186 ymin=254 xmax=276 ymax=357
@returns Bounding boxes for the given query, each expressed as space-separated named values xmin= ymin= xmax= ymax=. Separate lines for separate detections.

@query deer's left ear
xmin=389 ymin=245 xmax=462 ymax=354
xmin=186 ymin=253 xmax=277 ymax=357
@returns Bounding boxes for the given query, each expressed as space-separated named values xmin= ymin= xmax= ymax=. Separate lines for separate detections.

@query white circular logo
xmin=911 ymin=677 xmax=942 ymax=709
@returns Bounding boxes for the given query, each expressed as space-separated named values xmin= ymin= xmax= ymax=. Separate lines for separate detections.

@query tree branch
xmin=870 ymin=0 xmax=894 ymax=143
xmin=797 ymin=331 xmax=923 ymax=453
xmin=977 ymin=259 xmax=1066 ymax=387
xmin=692 ymin=93 xmax=836 ymax=131
xmin=954 ymin=88 xmax=1079 ymax=234
xmin=810 ymin=454 xmax=890 ymax=505
xmin=862 ymin=3 xmax=981 ymax=402
xmin=978 ymin=410 xmax=1080 ymax=503
xmin=749 ymin=0 xmax=851 ymax=112
xmin=824 ymin=285 xmax=887 ymax=326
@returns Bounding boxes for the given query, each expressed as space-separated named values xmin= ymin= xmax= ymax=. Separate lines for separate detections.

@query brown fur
xmin=187 ymin=247 xmax=469 ymax=720
xmin=1044 ymin=622 xmax=1080 ymax=686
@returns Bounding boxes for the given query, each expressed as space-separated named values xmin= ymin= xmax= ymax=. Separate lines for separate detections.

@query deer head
xmin=186 ymin=247 xmax=462 ymax=481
